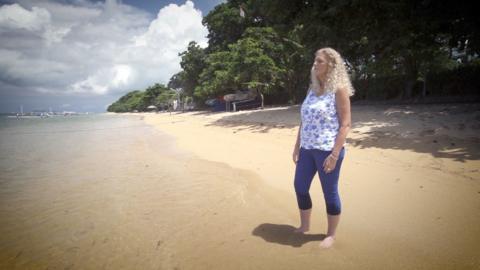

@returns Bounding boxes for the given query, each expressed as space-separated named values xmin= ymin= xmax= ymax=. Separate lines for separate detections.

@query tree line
xmin=108 ymin=0 xmax=479 ymax=112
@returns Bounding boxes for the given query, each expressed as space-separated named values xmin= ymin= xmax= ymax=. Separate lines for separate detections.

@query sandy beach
xmin=141 ymin=103 xmax=480 ymax=269
xmin=1 ymin=104 xmax=479 ymax=269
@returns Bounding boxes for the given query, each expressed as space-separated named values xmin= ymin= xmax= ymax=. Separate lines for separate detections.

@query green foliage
xmin=107 ymin=83 xmax=173 ymax=112
xmin=353 ymin=63 xmax=480 ymax=101
xmin=195 ymin=50 xmax=235 ymax=101
xmin=194 ymin=27 xmax=290 ymax=103
xmin=202 ymin=2 xmax=248 ymax=52
xmin=138 ymin=83 xmax=170 ymax=111
xmin=107 ymin=90 xmax=144 ymax=112
xmin=289 ymin=0 xmax=479 ymax=99
xmin=154 ymin=89 xmax=177 ymax=108
xmin=425 ymin=62 xmax=480 ymax=96
xmin=231 ymin=27 xmax=287 ymax=93
xmin=110 ymin=0 xmax=479 ymax=111
xmin=167 ymin=71 xmax=185 ymax=90
xmin=179 ymin=42 xmax=207 ymax=97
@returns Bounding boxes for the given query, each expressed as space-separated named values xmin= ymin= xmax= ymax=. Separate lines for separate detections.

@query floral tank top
xmin=300 ymin=89 xmax=339 ymax=151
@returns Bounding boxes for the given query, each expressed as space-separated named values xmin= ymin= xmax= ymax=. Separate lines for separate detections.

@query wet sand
xmin=0 ymin=116 xmax=288 ymax=269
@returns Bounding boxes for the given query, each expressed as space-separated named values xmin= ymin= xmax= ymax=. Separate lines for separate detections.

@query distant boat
xmin=63 ymin=111 xmax=78 ymax=116
xmin=7 ymin=115 xmax=44 ymax=119
xmin=5 ymin=105 xmax=83 ymax=119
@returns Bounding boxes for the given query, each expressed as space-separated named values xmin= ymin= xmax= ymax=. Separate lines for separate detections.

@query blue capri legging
xmin=294 ymin=147 xmax=345 ymax=215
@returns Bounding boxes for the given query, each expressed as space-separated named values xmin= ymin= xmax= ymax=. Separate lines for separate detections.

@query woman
xmin=292 ymin=47 xmax=354 ymax=248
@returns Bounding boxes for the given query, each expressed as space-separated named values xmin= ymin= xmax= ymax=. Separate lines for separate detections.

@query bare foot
xmin=293 ymin=226 xmax=309 ymax=233
xmin=319 ymin=235 xmax=335 ymax=248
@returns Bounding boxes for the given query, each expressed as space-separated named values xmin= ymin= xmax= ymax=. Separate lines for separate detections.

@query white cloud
xmin=0 ymin=0 xmax=208 ymax=100
xmin=70 ymin=64 xmax=135 ymax=95
xmin=112 ymin=64 xmax=133 ymax=88
xmin=134 ymin=1 xmax=207 ymax=49
xmin=0 ymin=3 xmax=74 ymax=45
xmin=0 ymin=3 xmax=50 ymax=31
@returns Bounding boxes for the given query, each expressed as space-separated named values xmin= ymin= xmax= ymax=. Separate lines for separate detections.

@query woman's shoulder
xmin=305 ymin=88 xmax=314 ymax=98
xmin=334 ymin=87 xmax=350 ymax=98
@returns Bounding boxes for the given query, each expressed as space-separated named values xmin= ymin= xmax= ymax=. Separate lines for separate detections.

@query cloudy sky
xmin=0 ymin=0 xmax=222 ymax=113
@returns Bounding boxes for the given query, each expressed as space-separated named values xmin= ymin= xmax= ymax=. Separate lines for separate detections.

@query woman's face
xmin=313 ymin=52 xmax=329 ymax=80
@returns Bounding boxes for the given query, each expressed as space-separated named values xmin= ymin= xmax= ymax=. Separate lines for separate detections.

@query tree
xmin=202 ymin=2 xmax=249 ymax=52
xmin=168 ymin=71 xmax=185 ymax=90
xmin=194 ymin=50 xmax=235 ymax=101
xmin=154 ymin=89 xmax=177 ymax=109
xmin=293 ymin=0 xmax=465 ymax=99
xmin=108 ymin=0 xmax=479 ymax=110
xmin=230 ymin=27 xmax=287 ymax=95
xmin=178 ymin=41 xmax=207 ymax=98
xmin=194 ymin=27 xmax=290 ymax=102
xmin=138 ymin=83 xmax=169 ymax=110
xmin=107 ymin=90 xmax=144 ymax=112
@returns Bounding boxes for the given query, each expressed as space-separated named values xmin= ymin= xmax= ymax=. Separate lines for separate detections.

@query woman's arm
xmin=295 ymin=122 xmax=302 ymax=150
xmin=323 ymin=88 xmax=351 ymax=172
xmin=332 ymin=88 xmax=351 ymax=157
xmin=293 ymin=122 xmax=302 ymax=163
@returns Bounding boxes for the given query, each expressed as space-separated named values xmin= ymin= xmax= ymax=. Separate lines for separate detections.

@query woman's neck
xmin=317 ymin=72 xmax=326 ymax=83
xmin=318 ymin=78 xmax=326 ymax=91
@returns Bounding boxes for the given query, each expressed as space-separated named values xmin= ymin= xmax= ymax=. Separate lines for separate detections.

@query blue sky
xmin=0 ymin=0 xmax=225 ymax=113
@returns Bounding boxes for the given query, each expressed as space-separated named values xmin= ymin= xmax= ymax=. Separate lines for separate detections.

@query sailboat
xmin=7 ymin=105 xmax=24 ymax=119
xmin=8 ymin=105 xmax=46 ymax=119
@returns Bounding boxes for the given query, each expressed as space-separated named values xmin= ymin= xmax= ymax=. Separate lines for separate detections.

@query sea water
xmin=0 ymin=114 xmax=151 ymax=185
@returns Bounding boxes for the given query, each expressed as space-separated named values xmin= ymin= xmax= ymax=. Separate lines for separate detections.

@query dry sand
xmin=142 ymin=103 xmax=480 ymax=269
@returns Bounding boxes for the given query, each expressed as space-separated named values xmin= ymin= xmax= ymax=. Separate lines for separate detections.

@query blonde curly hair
xmin=310 ymin=47 xmax=355 ymax=96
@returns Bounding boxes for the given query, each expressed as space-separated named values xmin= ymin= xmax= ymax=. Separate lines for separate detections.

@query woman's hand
xmin=323 ymin=153 xmax=338 ymax=173
xmin=292 ymin=147 xmax=300 ymax=164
